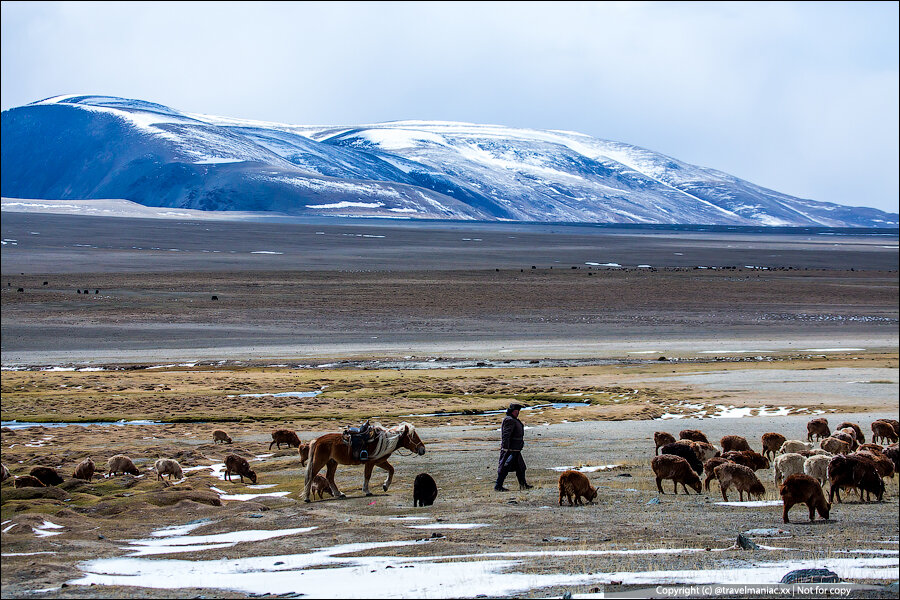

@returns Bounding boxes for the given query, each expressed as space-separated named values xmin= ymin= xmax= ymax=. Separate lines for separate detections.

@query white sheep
xmin=154 ymin=458 xmax=184 ymax=482
xmin=774 ymin=452 xmax=806 ymax=487
xmin=780 ymin=440 xmax=812 ymax=454
xmin=803 ymin=454 xmax=832 ymax=487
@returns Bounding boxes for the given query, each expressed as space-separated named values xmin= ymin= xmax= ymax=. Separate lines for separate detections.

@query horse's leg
xmin=326 ymin=459 xmax=344 ymax=498
xmin=302 ymin=442 xmax=322 ymax=502
xmin=363 ymin=462 xmax=375 ymax=496
xmin=379 ymin=460 xmax=395 ymax=492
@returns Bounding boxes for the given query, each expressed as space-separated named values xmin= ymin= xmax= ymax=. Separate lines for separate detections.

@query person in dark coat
xmin=495 ymin=402 xmax=533 ymax=491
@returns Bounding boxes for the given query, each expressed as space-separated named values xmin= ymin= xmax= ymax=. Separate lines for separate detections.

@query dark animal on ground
xmin=653 ymin=431 xmax=676 ymax=455
xmin=807 ymin=418 xmax=830 ymax=442
xmin=780 ymin=473 xmax=831 ymax=524
xmin=871 ymin=420 xmax=899 ymax=445
xmin=107 ymin=455 xmax=140 ymax=476
xmin=269 ymin=429 xmax=302 ymax=450
xmin=721 ymin=450 xmax=770 ymax=471
xmin=679 ymin=429 xmax=709 ymax=444
xmin=413 ymin=472 xmax=439 ymax=507
xmin=651 ymin=455 xmax=702 ymax=495
xmin=836 ymin=422 xmax=865 ymax=444
xmin=213 ymin=430 xmax=232 ymax=444
xmin=703 ymin=457 xmax=730 ymax=491
xmin=557 ymin=469 xmax=599 ymax=505
xmin=29 ymin=466 xmax=64 ymax=486
xmin=714 ymin=462 xmax=765 ymax=502
xmin=660 ymin=442 xmax=703 ymax=476
xmin=827 ymin=454 xmax=884 ymax=503
xmin=309 ymin=474 xmax=334 ymax=500
xmin=224 ymin=454 xmax=257 ymax=484
xmin=14 ymin=475 xmax=45 ymax=488
xmin=72 ymin=458 xmax=95 ymax=482
xmin=761 ymin=432 xmax=787 ymax=461
xmin=720 ymin=435 xmax=752 ymax=453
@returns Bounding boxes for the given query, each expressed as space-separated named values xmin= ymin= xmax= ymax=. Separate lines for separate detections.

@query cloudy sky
xmin=2 ymin=1 xmax=898 ymax=214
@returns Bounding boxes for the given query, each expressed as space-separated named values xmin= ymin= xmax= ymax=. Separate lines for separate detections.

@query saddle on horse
xmin=342 ymin=420 xmax=376 ymax=461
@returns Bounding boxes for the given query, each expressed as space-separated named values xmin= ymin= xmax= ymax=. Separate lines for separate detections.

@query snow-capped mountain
xmin=2 ymin=95 xmax=896 ymax=227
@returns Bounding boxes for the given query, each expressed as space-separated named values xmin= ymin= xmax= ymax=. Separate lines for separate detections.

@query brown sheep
xmin=107 ymin=455 xmax=140 ymax=476
xmin=651 ymin=455 xmax=702 ymax=495
xmin=660 ymin=443 xmax=703 ymax=475
xmin=761 ymin=432 xmax=787 ymax=461
xmin=721 ymin=450 xmax=770 ymax=471
xmin=780 ymin=473 xmax=831 ymax=523
xmin=720 ymin=435 xmax=752 ymax=453
xmin=269 ymin=429 xmax=301 ymax=450
xmin=558 ymin=470 xmax=599 ymax=505
xmin=827 ymin=454 xmax=884 ymax=503
xmin=154 ymin=458 xmax=184 ymax=482
xmin=832 ymin=430 xmax=858 ymax=451
xmin=820 ymin=437 xmax=851 ymax=455
xmin=852 ymin=451 xmax=895 ymax=480
xmin=807 ymin=418 xmax=830 ymax=442
xmin=879 ymin=419 xmax=900 ymax=436
xmin=309 ymin=474 xmax=334 ymax=500
xmin=29 ymin=466 xmax=64 ymax=486
xmin=690 ymin=441 xmax=720 ymax=463
xmin=72 ymin=458 xmax=95 ymax=482
xmin=679 ymin=429 xmax=709 ymax=444
xmin=858 ymin=443 xmax=884 ymax=455
xmin=213 ymin=430 xmax=233 ymax=444
xmin=1 ymin=463 xmax=9 ymax=482
xmin=836 ymin=422 xmax=865 ymax=444
xmin=224 ymin=454 xmax=257 ymax=484
xmin=298 ymin=442 xmax=310 ymax=467
xmin=714 ymin=462 xmax=765 ymax=502
xmin=703 ymin=457 xmax=730 ymax=491
xmin=14 ymin=475 xmax=46 ymax=488
xmin=884 ymin=444 xmax=899 ymax=473
xmin=871 ymin=420 xmax=899 ymax=445
xmin=653 ymin=431 xmax=676 ymax=455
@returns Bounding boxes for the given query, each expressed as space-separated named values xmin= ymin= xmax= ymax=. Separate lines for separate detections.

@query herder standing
xmin=495 ymin=402 xmax=533 ymax=491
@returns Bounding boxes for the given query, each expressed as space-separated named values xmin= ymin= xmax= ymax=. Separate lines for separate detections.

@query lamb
xmin=107 ymin=455 xmax=140 ymax=476
xmin=679 ymin=429 xmax=710 ymax=444
xmin=212 ymin=430 xmax=233 ymax=444
xmin=224 ymin=454 xmax=257 ymax=484
xmin=871 ymin=420 xmax=899 ymax=445
xmin=653 ymin=432 xmax=676 ymax=455
xmin=1 ymin=463 xmax=9 ymax=482
xmin=761 ymin=432 xmax=787 ymax=460
xmin=72 ymin=458 xmax=96 ymax=482
xmin=558 ymin=469 xmax=599 ymax=505
xmin=154 ymin=458 xmax=184 ymax=482
xmin=806 ymin=418 xmax=830 ymax=442
xmin=14 ymin=475 xmax=45 ymax=488
xmin=721 ymin=450 xmax=770 ymax=471
xmin=413 ymin=473 xmax=438 ymax=507
xmin=780 ymin=440 xmax=813 ymax=454
xmin=29 ymin=466 xmax=64 ymax=486
xmin=836 ymin=422 xmax=865 ymax=444
xmin=720 ymin=435 xmax=752 ymax=453
xmin=309 ymin=474 xmax=334 ymax=500
xmin=660 ymin=443 xmax=703 ymax=476
xmin=703 ymin=457 xmax=730 ymax=491
xmin=803 ymin=454 xmax=832 ymax=487
xmin=831 ymin=430 xmax=858 ymax=451
xmin=774 ymin=453 xmax=806 ymax=487
xmin=690 ymin=441 xmax=720 ymax=463
xmin=780 ymin=473 xmax=831 ymax=523
xmin=269 ymin=429 xmax=302 ymax=450
xmin=651 ymin=455 xmax=702 ymax=495
xmin=827 ymin=454 xmax=884 ymax=503
xmin=714 ymin=462 xmax=765 ymax=502
xmin=820 ymin=437 xmax=851 ymax=455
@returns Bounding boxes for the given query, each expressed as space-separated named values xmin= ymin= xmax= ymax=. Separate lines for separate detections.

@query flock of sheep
xmin=650 ymin=417 xmax=899 ymax=523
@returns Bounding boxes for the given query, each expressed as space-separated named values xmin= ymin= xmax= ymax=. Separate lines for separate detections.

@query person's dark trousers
xmin=496 ymin=450 xmax=527 ymax=489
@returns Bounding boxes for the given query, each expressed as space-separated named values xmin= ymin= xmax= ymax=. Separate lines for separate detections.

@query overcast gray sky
xmin=2 ymin=1 xmax=898 ymax=214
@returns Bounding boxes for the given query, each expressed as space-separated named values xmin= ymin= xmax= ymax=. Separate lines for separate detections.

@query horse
xmin=303 ymin=422 xmax=425 ymax=502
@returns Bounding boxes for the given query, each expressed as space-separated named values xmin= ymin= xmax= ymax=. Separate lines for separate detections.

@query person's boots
xmin=517 ymin=476 xmax=533 ymax=490
xmin=494 ymin=473 xmax=509 ymax=492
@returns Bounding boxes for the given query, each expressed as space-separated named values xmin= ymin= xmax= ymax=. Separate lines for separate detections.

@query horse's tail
xmin=302 ymin=438 xmax=317 ymax=501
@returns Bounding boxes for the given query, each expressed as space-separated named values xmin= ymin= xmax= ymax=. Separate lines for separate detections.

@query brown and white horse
xmin=302 ymin=422 xmax=425 ymax=502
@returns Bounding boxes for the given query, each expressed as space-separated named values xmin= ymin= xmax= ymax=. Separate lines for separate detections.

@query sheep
xmin=212 ymin=430 xmax=232 ymax=444
xmin=871 ymin=420 xmax=899 ymax=445
xmin=803 ymin=454 xmax=832 ymax=487
xmin=798 ymin=448 xmax=832 ymax=458
xmin=690 ymin=441 xmax=720 ymax=463
xmin=858 ymin=443 xmax=884 ymax=455
xmin=558 ymin=469 xmax=599 ymax=505
xmin=780 ymin=473 xmax=831 ymax=524
xmin=721 ymin=450 xmax=770 ymax=471
xmin=774 ymin=453 xmax=806 ymax=487
xmin=851 ymin=451 xmax=895 ymax=480
xmin=720 ymin=435 xmax=752 ymax=453
xmin=820 ymin=437 xmax=851 ymax=455
xmin=827 ymin=454 xmax=884 ymax=503
xmin=807 ymin=418 xmax=830 ymax=442
xmin=224 ymin=454 xmax=257 ymax=484
xmin=154 ymin=458 xmax=184 ymax=482
xmin=836 ymin=421 xmax=865 ymax=444
xmin=1 ymin=463 xmax=9 ymax=482
xmin=269 ymin=429 xmax=302 ymax=450
xmin=879 ymin=419 xmax=900 ymax=436
xmin=651 ymin=455 xmax=702 ymax=495
xmin=679 ymin=429 xmax=710 ymax=444
xmin=703 ymin=457 xmax=730 ymax=491
xmin=72 ymin=458 xmax=95 ymax=482
xmin=780 ymin=440 xmax=813 ymax=454
xmin=413 ymin=473 xmax=438 ymax=507
xmin=29 ymin=466 xmax=64 ymax=486
xmin=298 ymin=442 xmax=310 ymax=467
xmin=831 ymin=430 xmax=858 ymax=451
xmin=660 ymin=443 xmax=703 ymax=476
xmin=14 ymin=475 xmax=45 ymax=488
xmin=884 ymin=444 xmax=899 ymax=473
xmin=310 ymin=474 xmax=334 ymax=500
xmin=107 ymin=455 xmax=140 ymax=476
xmin=653 ymin=432 xmax=676 ymax=455
xmin=761 ymin=432 xmax=787 ymax=461
xmin=714 ymin=462 xmax=765 ymax=502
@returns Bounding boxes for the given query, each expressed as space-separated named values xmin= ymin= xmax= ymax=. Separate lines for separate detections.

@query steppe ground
xmin=1 ymin=212 xmax=898 ymax=598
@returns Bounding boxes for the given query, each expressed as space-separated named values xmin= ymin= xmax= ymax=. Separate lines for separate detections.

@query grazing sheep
xmin=720 ymin=435 xmax=752 ymax=453
xmin=14 ymin=475 xmax=45 ymax=488
xmin=679 ymin=429 xmax=710 ymax=444
xmin=852 ymin=451 xmax=895 ymax=480
xmin=107 ymin=455 xmax=140 ymax=476
xmin=703 ymin=457 xmax=730 ymax=491
xmin=780 ymin=440 xmax=813 ymax=454
xmin=827 ymin=454 xmax=884 ymax=503
xmin=832 ymin=430 xmax=858 ymax=451
xmin=780 ymin=473 xmax=831 ymax=524
xmin=309 ymin=474 xmax=334 ymax=500
xmin=721 ymin=450 xmax=770 ymax=471
xmin=884 ymin=444 xmax=899 ymax=473
xmin=836 ymin=422 xmax=865 ymax=444
xmin=72 ymin=458 xmax=95 ymax=482
xmin=761 ymin=432 xmax=787 ymax=461
xmin=690 ymin=441 xmax=720 ymax=463
xmin=871 ymin=420 xmax=899 ymax=445
xmin=651 ymin=455 xmax=702 ymax=495
xmin=803 ymin=454 xmax=832 ymax=487
xmin=558 ymin=470 xmax=599 ymax=505
xmin=269 ymin=429 xmax=302 ymax=450
xmin=714 ymin=462 xmax=765 ymax=502
xmin=660 ymin=443 xmax=703 ymax=476
xmin=807 ymin=418 xmax=830 ymax=442
xmin=653 ymin=432 xmax=676 ymax=455
xmin=29 ymin=466 xmax=64 ymax=486
xmin=154 ymin=458 xmax=184 ymax=482
xmin=212 ymin=430 xmax=232 ymax=444
xmin=879 ymin=419 xmax=900 ymax=436
xmin=224 ymin=454 xmax=257 ymax=484
xmin=774 ymin=453 xmax=806 ymax=487
xmin=413 ymin=473 xmax=439 ymax=507
xmin=820 ymin=437 xmax=851 ymax=455
xmin=1 ymin=463 xmax=9 ymax=482
xmin=298 ymin=442 xmax=310 ymax=467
